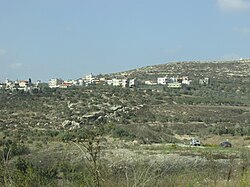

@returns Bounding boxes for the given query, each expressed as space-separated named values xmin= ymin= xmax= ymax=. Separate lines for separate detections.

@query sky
xmin=1 ymin=0 xmax=250 ymax=82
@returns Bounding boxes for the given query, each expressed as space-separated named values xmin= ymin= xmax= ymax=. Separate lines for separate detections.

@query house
xmin=181 ymin=76 xmax=191 ymax=85
xmin=112 ymin=78 xmax=122 ymax=86
xmin=59 ymin=83 xmax=72 ymax=88
xmin=106 ymin=78 xmax=138 ymax=88
xmin=84 ymin=73 xmax=95 ymax=85
xmin=157 ymin=77 xmax=167 ymax=85
xmin=17 ymin=80 xmax=29 ymax=91
xmin=106 ymin=79 xmax=113 ymax=86
xmin=19 ymin=80 xmax=29 ymax=88
xmin=1 ymin=78 xmax=35 ymax=92
xmin=128 ymin=78 xmax=138 ymax=88
xmin=10 ymin=82 xmax=20 ymax=91
xmin=166 ymin=76 xmax=191 ymax=87
xmin=49 ymin=78 xmax=63 ymax=88
xmin=78 ymin=79 xmax=84 ymax=86
xmin=121 ymin=79 xmax=129 ymax=88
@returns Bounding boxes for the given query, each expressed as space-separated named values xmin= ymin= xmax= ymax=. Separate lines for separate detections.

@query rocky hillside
xmin=0 ymin=59 xmax=250 ymax=145
xmin=113 ymin=59 xmax=250 ymax=81
xmin=1 ymin=59 xmax=250 ymax=187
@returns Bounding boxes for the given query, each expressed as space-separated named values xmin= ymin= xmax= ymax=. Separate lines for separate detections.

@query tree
xmin=72 ymin=123 xmax=106 ymax=187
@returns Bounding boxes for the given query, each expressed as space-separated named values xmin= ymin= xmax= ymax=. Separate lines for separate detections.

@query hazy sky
xmin=1 ymin=0 xmax=250 ymax=81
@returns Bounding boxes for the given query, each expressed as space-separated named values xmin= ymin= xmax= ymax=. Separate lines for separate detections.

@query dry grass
xmin=203 ymin=135 xmax=250 ymax=148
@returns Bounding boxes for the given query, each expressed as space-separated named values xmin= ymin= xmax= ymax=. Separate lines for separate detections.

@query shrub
xmin=1 ymin=139 xmax=30 ymax=159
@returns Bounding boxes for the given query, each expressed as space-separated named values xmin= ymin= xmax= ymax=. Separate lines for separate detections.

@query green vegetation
xmin=0 ymin=60 xmax=250 ymax=186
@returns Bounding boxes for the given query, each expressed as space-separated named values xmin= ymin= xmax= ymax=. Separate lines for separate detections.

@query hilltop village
xmin=2 ymin=58 xmax=250 ymax=93
xmin=3 ymin=58 xmax=250 ymax=92
xmin=0 ymin=73 xmax=210 ymax=92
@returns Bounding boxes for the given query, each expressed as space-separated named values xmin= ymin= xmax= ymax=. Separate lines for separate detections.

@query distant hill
xmin=111 ymin=59 xmax=250 ymax=81
xmin=1 ymin=58 xmax=250 ymax=145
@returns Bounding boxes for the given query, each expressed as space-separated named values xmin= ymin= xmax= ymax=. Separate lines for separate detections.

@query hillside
xmin=1 ymin=59 xmax=250 ymax=186
xmin=115 ymin=59 xmax=250 ymax=79
xmin=1 ymin=59 xmax=250 ymax=144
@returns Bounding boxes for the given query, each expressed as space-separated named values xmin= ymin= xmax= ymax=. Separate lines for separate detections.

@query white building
xmin=121 ymin=79 xmax=129 ymax=88
xmin=182 ymin=76 xmax=191 ymax=85
xmin=19 ymin=80 xmax=28 ymax=88
xmin=106 ymin=78 xmax=137 ymax=88
xmin=129 ymin=79 xmax=137 ymax=88
xmin=49 ymin=78 xmax=63 ymax=88
xmin=112 ymin=79 xmax=122 ymax=86
xmin=106 ymin=80 xmax=113 ymax=86
xmin=84 ymin=73 xmax=95 ymax=85
xmin=157 ymin=77 xmax=167 ymax=85
xmin=78 ymin=79 xmax=84 ymax=86
xmin=64 ymin=80 xmax=78 ymax=86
